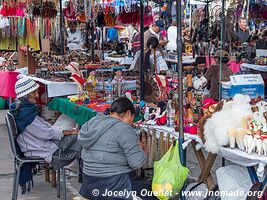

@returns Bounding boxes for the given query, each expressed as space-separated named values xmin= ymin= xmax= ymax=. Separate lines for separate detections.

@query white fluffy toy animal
xmin=204 ymin=94 xmax=252 ymax=154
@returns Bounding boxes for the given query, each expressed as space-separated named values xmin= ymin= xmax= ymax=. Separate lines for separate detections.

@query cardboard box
xmin=221 ymin=81 xmax=232 ymax=99
xmin=220 ymin=74 xmax=265 ymax=99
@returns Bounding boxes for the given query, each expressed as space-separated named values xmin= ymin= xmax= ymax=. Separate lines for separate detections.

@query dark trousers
xmin=79 ymin=171 xmax=157 ymax=200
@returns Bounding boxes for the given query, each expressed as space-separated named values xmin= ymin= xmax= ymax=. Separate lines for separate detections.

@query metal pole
xmin=177 ymin=0 xmax=184 ymax=140
xmin=219 ymin=0 xmax=225 ymax=100
xmin=220 ymin=0 xmax=226 ymax=167
xmin=177 ymin=0 xmax=186 ymax=199
xmin=140 ymin=2 xmax=145 ymax=101
xmin=59 ymin=0 xmax=64 ymax=55
xmin=177 ymin=0 xmax=185 ymax=163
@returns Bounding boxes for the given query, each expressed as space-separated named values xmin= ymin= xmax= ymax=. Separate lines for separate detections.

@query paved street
xmin=0 ymin=111 xmax=224 ymax=200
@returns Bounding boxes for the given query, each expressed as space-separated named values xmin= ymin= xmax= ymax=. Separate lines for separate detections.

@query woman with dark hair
xmin=145 ymin=37 xmax=168 ymax=75
xmin=78 ymin=97 xmax=156 ymax=200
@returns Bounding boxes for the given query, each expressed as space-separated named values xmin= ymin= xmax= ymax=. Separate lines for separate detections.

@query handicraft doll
xmin=112 ymin=70 xmax=125 ymax=98
xmin=86 ymin=71 xmax=98 ymax=99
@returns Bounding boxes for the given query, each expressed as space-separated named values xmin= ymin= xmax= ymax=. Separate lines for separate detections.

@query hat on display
xmin=77 ymin=13 xmax=86 ymax=23
xmin=215 ymin=50 xmax=229 ymax=59
xmin=15 ymin=74 xmax=39 ymax=98
xmin=66 ymin=62 xmax=80 ymax=75
xmin=201 ymin=98 xmax=218 ymax=109
xmin=155 ymin=20 xmax=164 ymax=30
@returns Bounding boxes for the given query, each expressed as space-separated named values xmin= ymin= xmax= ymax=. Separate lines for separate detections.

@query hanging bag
xmin=152 ymin=141 xmax=189 ymax=200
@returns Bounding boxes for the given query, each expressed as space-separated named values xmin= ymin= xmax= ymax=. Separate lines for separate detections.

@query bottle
xmin=166 ymin=100 xmax=175 ymax=127
xmin=105 ymin=78 xmax=113 ymax=102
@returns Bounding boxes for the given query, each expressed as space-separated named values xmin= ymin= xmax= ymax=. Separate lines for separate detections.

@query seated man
xmin=10 ymin=75 xmax=81 ymax=192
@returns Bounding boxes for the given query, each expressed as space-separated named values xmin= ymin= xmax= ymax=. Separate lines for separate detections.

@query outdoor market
xmin=0 ymin=0 xmax=266 ymax=199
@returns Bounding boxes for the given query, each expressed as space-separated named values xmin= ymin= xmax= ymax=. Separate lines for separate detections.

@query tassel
xmin=236 ymin=129 xmax=246 ymax=151
xmin=244 ymin=133 xmax=253 ymax=153
xmin=159 ymin=132 xmax=164 ymax=157
xmin=228 ymin=128 xmax=236 ymax=149
xmin=255 ymin=135 xmax=263 ymax=155
xmin=248 ymin=137 xmax=256 ymax=154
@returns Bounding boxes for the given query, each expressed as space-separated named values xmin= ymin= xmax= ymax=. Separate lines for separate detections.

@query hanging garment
xmin=107 ymin=28 xmax=118 ymax=42
xmin=166 ymin=25 xmax=177 ymax=51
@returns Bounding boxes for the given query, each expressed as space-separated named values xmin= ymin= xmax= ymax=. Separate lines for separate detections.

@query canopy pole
xmin=140 ymin=1 xmax=145 ymax=101
xmin=177 ymin=0 xmax=186 ymax=199
xmin=219 ymin=0 xmax=225 ymax=101
xmin=59 ymin=0 xmax=64 ymax=55
xmin=177 ymin=0 xmax=185 ymax=163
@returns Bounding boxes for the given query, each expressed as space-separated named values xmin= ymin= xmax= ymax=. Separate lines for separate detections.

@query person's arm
xmin=116 ymin=126 xmax=147 ymax=170
xmin=143 ymin=31 xmax=149 ymax=51
xmin=24 ymin=116 xmax=63 ymax=140
xmin=204 ymin=65 xmax=214 ymax=90
xmin=204 ymin=65 xmax=213 ymax=81
xmin=25 ymin=116 xmax=77 ymax=140
xmin=71 ymin=32 xmax=81 ymax=44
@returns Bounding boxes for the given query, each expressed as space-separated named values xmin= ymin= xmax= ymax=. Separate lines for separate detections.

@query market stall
xmin=0 ymin=0 xmax=266 ymax=198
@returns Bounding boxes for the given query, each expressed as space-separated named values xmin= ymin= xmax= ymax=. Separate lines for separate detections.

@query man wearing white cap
xmin=10 ymin=75 xmax=81 ymax=189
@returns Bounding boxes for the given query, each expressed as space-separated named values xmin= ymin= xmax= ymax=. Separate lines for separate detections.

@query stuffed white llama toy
xmin=204 ymin=94 xmax=252 ymax=154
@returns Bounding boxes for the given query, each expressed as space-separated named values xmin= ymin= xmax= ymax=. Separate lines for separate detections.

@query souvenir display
xmin=112 ymin=70 xmax=125 ymax=98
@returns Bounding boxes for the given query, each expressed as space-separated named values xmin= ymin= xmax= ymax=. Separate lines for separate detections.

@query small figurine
xmin=86 ymin=71 xmax=98 ymax=99
xmin=86 ymin=71 xmax=97 ymax=90
xmin=112 ymin=70 xmax=125 ymax=98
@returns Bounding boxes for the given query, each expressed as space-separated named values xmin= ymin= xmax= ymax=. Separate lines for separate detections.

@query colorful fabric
xmin=107 ymin=28 xmax=118 ymax=42
xmin=48 ymin=98 xmax=97 ymax=126
xmin=48 ymin=98 xmax=143 ymax=126
xmin=0 ymin=71 xmax=19 ymax=98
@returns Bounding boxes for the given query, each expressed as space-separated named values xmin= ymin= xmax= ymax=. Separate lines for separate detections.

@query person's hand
xmin=63 ymin=129 xmax=79 ymax=136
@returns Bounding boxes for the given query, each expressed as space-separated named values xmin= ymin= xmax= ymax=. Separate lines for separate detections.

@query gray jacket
xmin=17 ymin=116 xmax=63 ymax=163
xmin=78 ymin=113 xmax=146 ymax=177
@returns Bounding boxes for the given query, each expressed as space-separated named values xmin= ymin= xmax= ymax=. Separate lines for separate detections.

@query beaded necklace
xmin=18 ymin=17 xmax=26 ymax=37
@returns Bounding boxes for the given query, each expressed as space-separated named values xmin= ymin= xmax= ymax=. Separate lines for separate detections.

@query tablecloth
xmin=29 ymin=77 xmax=78 ymax=98
xmin=105 ymin=56 xmax=133 ymax=65
xmin=219 ymin=147 xmax=267 ymax=178
xmin=29 ymin=77 xmax=137 ymax=97
xmin=0 ymin=71 xmax=19 ymax=98
xmin=240 ymin=63 xmax=267 ymax=72
xmin=48 ymin=98 xmax=143 ymax=126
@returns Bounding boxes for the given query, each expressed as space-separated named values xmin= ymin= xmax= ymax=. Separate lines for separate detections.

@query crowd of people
xmin=9 ymin=13 xmax=267 ymax=200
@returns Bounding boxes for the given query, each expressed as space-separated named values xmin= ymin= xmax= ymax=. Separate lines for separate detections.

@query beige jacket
xmin=144 ymin=28 xmax=164 ymax=55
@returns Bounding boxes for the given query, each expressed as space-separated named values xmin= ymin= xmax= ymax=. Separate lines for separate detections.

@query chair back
xmin=5 ymin=111 xmax=20 ymax=158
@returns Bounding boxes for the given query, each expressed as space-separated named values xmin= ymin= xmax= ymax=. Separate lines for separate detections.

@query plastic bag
xmin=152 ymin=142 xmax=189 ymax=200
